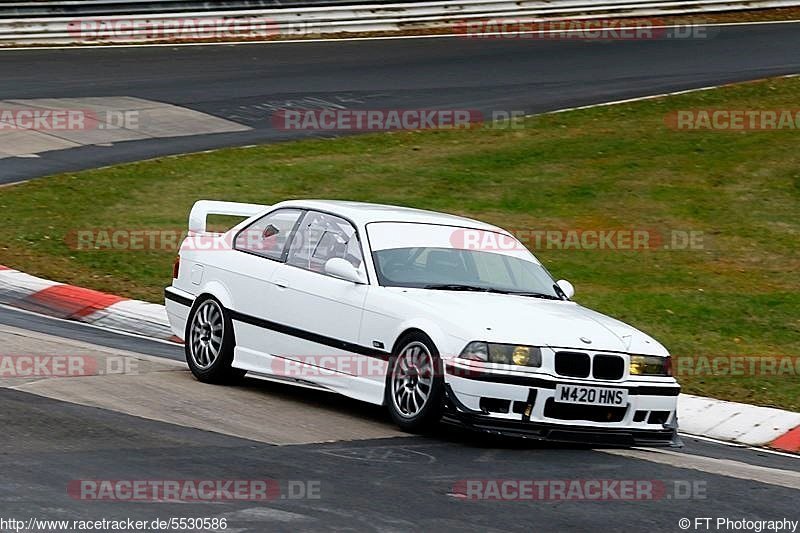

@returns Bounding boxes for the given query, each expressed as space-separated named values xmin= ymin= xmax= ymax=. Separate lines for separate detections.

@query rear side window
xmin=234 ymin=209 xmax=302 ymax=261
xmin=286 ymin=211 xmax=364 ymax=275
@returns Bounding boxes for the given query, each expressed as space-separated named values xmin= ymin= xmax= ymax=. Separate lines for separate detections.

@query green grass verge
xmin=1 ymin=77 xmax=798 ymax=410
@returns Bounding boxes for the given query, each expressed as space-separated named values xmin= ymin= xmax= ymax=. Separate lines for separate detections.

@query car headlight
xmin=629 ymin=355 xmax=672 ymax=376
xmin=459 ymin=341 xmax=542 ymax=367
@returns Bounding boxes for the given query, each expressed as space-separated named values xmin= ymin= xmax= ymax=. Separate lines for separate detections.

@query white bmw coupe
xmin=165 ymin=199 xmax=680 ymax=446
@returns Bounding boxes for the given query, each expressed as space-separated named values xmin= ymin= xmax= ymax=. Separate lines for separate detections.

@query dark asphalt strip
xmin=0 ymin=305 xmax=183 ymax=360
xmin=0 ymin=307 xmax=798 ymax=530
xmin=1 ymin=22 xmax=800 ymax=182
xmin=0 ymin=388 xmax=797 ymax=532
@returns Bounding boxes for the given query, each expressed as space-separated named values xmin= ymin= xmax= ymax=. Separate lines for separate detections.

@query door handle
xmin=274 ymin=278 xmax=289 ymax=289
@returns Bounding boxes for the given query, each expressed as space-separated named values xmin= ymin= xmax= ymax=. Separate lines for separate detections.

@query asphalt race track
xmin=1 ymin=21 xmax=800 ymax=182
xmin=1 ymin=20 xmax=799 ymax=532
xmin=1 ymin=305 xmax=799 ymax=532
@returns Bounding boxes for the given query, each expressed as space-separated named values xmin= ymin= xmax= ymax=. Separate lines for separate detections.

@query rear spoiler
xmin=188 ymin=200 xmax=268 ymax=233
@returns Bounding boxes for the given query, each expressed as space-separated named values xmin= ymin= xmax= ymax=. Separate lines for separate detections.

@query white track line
xmin=0 ymin=18 xmax=799 ymax=51
xmin=602 ymin=447 xmax=800 ymax=489
xmin=0 ymin=322 xmax=185 ymax=368
xmin=535 ymin=73 xmax=800 ymax=116
xmin=0 ymin=302 xmax=180 ymax=346
xmin=680 ymin=433 xmax=800 ymax=459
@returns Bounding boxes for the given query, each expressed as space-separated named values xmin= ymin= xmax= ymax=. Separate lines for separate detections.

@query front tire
xmin=185 ymin=295 xmax=245 ymax=384
xmin=385 ymin=332 xmax=445 ymax=432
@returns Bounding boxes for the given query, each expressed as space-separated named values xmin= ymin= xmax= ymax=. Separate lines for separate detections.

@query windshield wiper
xmin=423 ymin=284 xmax=503 ymax=293
xmin=423 ymin=284 xmax=558 ymax=298
xmin=506 ymin=291 xmax=562 ymax=300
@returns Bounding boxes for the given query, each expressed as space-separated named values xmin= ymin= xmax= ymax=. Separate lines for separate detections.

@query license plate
xmin=555 ymin=384 xmax=628 ymax=406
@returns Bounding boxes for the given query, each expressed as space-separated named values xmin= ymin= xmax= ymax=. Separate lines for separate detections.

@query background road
xmin=1 ymin=21 xmax=800 ymax=182
xmin=1 ymin=21 xmax=799 ymax=531
xmin=1 ymin=305 xmax=798 ymax=532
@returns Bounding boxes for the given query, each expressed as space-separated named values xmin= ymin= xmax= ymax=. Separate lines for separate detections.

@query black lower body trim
xmin=163 ymin=287 xmax=390 ymax=361
xmin=230 ymin=310 xmax=390 ymax=361
xmin=442 ymin=386 xmax=681 ymax=447
xmin=164 ymin=287 xmax=193 ymax=307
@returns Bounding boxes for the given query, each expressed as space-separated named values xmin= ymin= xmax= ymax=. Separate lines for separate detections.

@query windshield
xmin=368 ymin=223 xmax=560 ymax=297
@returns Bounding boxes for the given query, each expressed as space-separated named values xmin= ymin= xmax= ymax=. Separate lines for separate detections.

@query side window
xmin=234 ymin=209 xmax=302 ymax=261
xmin=287 ymin=211 xmax=364 ymax=275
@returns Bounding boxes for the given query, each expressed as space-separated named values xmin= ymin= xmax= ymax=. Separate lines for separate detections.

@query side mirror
xmin=556 ymin=279 xmax=575 ymax=299
xmin=325 ymin=258 xmax=366 ymax=284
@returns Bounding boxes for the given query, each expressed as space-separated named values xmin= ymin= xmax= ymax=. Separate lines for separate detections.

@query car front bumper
xmin=443 ymin=361 xmax=682 ymax=447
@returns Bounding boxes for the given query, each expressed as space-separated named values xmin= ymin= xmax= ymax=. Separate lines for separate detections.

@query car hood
xmin=398 ymin=289 xmax=668 ymax=356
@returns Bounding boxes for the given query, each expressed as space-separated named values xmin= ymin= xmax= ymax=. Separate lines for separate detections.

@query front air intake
xmin=555 ymin=351 xmax=590 ymax=378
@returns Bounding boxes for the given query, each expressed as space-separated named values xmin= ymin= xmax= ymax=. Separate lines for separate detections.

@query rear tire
xmin=185 ymin=295 xmax=245 ymax=384
xmin=385 ymin=332 xmax=445 ymax=433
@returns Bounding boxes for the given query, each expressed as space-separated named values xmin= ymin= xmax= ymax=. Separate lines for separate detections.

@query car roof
xmin=271 ymin=199 xmax=507 ymax=233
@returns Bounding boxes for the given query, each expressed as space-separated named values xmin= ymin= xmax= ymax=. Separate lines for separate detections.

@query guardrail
xmin=1 ymin=0 xmax=799 ymax=45
xmin=0 ymin=0 xmax=393 ymax=18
